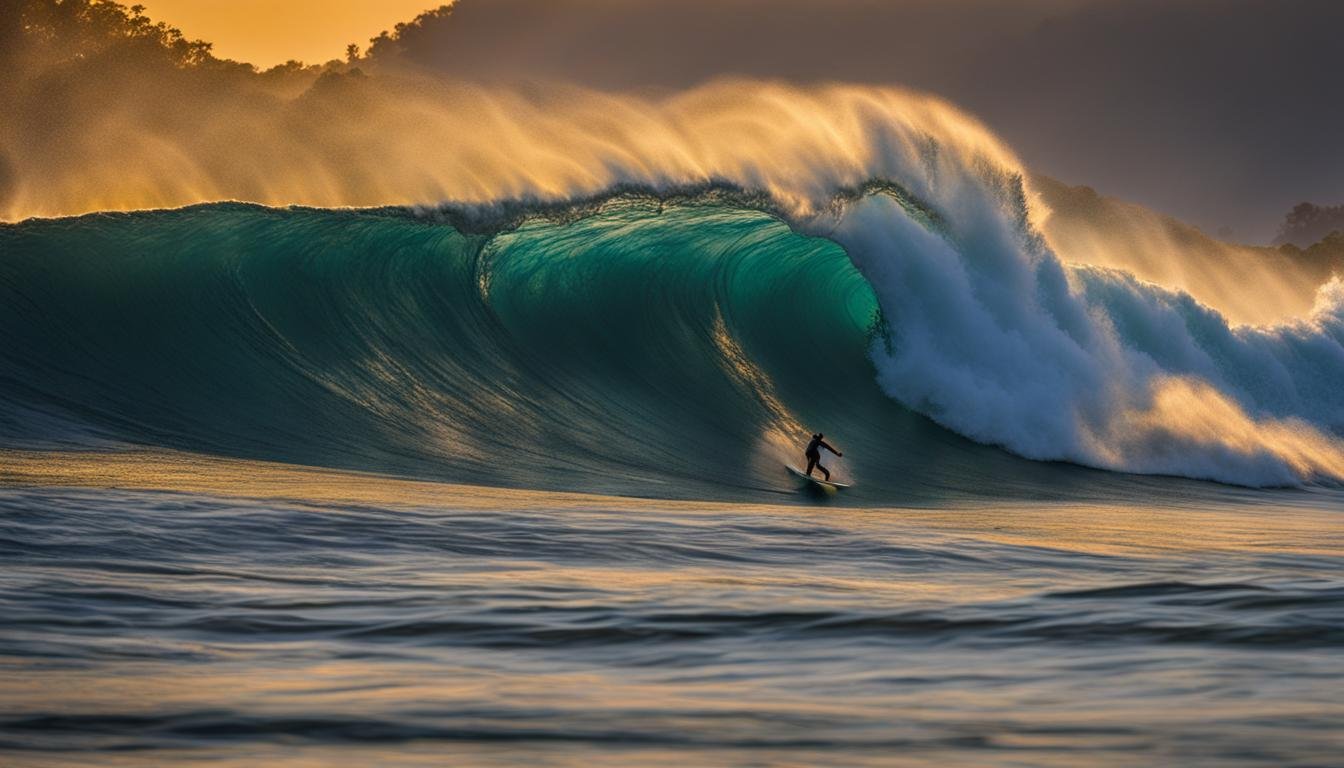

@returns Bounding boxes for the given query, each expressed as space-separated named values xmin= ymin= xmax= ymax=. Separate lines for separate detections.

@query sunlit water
xmin=6 ymin=61 xmax=1344 ymax=768
xmin=2 ymin=452 xmax=1340 ymax=767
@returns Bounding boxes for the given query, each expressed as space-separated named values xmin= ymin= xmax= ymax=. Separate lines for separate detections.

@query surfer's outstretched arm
xmin=820 ymin=439 xmax=842 ymax=457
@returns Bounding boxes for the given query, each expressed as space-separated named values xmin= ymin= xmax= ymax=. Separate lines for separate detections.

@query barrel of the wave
xmin=0 ymin=201 xmax=900 ymax=500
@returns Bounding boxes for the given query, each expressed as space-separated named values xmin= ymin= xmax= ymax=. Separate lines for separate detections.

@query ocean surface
xmin=1 ymin=452 xmax=1342 ymax=767
xmin=2 ymin=142 xmax=1342 ymax=764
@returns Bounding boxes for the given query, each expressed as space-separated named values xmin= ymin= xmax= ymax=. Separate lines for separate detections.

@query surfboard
xmin=786 ymin=465 xmax=850 ymax=489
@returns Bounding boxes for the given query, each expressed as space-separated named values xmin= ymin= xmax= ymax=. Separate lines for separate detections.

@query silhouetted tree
xmin=365 ymin=4 xmax=455 ymax=61
xmin=1275 ymin=202 xmax=1344 ymax=248
xmin=1279 ymin=229 xmax=1344 ymax=275
xmin=16 ymin=0 xmax=223 ymax=70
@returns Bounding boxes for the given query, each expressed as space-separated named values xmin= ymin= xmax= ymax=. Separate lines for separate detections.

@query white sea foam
xmin=822 ymin=190 xmax=1344 ymax=486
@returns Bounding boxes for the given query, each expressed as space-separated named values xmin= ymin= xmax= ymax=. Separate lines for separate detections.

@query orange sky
xmin=140 ymin=0 xmax=443 ymax=67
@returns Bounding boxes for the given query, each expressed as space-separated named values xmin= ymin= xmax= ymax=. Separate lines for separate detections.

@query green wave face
xmin=2 ymin=201 xmax=1068 ymax=503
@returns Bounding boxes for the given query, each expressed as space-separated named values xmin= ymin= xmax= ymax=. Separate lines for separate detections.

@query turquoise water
xmin=1 ymin=199 xmax=1150 ymax=503
xmin=2 ymin=196 xmax=1342 ymax=766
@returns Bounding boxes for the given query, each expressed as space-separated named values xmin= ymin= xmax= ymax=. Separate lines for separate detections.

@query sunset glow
xmin=3 ymin=3 xmax=1341 ymax=766
xmin=140 ymin=0 xmax=441 ymax=66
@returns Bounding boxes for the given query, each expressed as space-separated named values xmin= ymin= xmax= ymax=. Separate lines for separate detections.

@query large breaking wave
xmin=3 ymin=83 xmax=1342 ymax=495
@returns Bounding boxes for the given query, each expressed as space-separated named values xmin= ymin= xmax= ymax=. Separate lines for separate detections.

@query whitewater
xmin=2 ymin=80 xmax=1342 ymax=766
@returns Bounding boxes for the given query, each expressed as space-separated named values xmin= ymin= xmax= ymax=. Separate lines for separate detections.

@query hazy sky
xmin=141 ymin=0 xmax=435 ymax=66
xmin=130 ymin=0 xmax=1344 ymax=241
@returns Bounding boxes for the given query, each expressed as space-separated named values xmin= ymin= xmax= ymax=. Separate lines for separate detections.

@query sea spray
xmin=823 ymin=190 xmax=1344 ymax=485
xmin=5 ymin=188 xmax=1344 ymax=491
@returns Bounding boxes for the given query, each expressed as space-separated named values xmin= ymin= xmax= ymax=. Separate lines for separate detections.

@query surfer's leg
xmin=806 ymin=455 xmax=817 ymax=476
xmin=818 ymin=462 xmax=831 ymax=481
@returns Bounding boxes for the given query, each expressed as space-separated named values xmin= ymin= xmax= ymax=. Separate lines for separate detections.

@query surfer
xmin=804 ymin=433 xmax=842 ymax=481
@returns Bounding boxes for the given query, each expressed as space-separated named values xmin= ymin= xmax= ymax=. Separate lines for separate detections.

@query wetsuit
xmin=804 ymin=436 xmax=840 ymax=480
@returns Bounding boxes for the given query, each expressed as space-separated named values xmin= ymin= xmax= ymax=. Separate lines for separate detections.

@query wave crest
xmin=4 ymin=79 xmax=1342 ymax=490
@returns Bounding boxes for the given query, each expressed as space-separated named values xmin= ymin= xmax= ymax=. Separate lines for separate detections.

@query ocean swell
xmin=3 ymin=81 xmax=1342 ymax=491
xmin=2 ymin=194 xmax=1342 ymax=495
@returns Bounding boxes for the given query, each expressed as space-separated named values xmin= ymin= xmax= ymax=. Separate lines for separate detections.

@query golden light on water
xmin=1088 ymin=375 xmax=1344 ymax=484
xmin=7 ymin=7 xmax=1343 ymax=765
xmin=2 ymin=448 xmax=1336 ymax=560
xmin=3 ymin=448 xmax=1341 ymax=768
